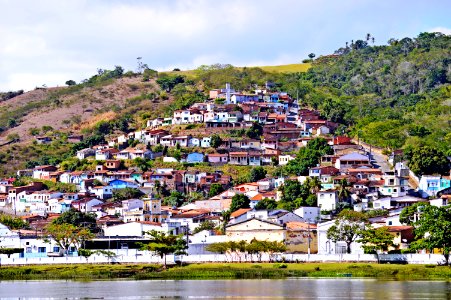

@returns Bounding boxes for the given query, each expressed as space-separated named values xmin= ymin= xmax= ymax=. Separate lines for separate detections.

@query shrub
xmin=273 ymin=263 xmax=288 ymax=269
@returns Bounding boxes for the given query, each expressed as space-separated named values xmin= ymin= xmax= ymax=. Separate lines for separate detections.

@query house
xmin=309 ymin=166 xmax=340 ymax=183
xmin=335 ymin=152 xmax=370 ymax=171
xmin=418 ymin=175 xmax=451 ymax=198
xmin=225 ymin=217 xmax=285 ymax=243
xmin=207 ymin=153 xmax=229 ymax=164
xmin=71 ymin=198 xmax=104 ymax=213
xmin=378 ymin=172 xmax=409 ymax=197
xmin=95 ymin=148 xmax=119 ymax=161
xmin=317 ymin=190 xmax=339 ymax=211
xmin=108 ymin=179 xmax=139 ymax=189
xmin=285 ymin=222 xmax=318 ymax=254
xmin=169 ymin=209 xmax=211 ymax=232
xmin=248 ymin=151 xmax=262 ymax=166
xmin=317 ymin=220 xmax=364 ymax=254
xmin=278 ymin=155 xmax=295 ymax=166
xmin=293 ymin=206 xmax=321 ymax=223
xmin=32 ymin=165 xmax=58 ymax=180
xmin=186 ymin=152 xmax=204 ymax=164
xmin=372 ymin=195 xmax=426 ymax=210
xmin=76 ymin=148 xmax=96 ymax=160
xmin=103 ymin=222 xmax=176 ymax=237
xmin=229 ymin=152 xmax=248 ymax=165
xmin=88 ymin=186 xmax=113 ymax=200
xmin=228 ymin=208 xmax=252 ymax=224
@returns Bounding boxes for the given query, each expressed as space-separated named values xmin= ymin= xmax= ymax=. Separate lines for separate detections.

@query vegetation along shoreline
xmin=0 ymin=263 xmax=450 ymax=281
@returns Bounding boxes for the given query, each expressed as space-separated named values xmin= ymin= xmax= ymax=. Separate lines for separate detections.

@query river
xmin=0 ymin=279 xmax=450 ymax=299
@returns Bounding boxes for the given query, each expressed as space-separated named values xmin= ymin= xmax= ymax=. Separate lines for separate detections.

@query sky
xmin=0 ymin=0 xmax=450 ymax=91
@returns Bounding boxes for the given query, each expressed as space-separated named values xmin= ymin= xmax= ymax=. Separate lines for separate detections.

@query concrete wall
xmin=0 ymin=252 xmax=448 ymax=265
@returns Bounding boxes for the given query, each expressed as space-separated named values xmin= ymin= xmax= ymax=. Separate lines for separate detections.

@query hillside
xmin=0 ymin=32 xmax=449 ymax=176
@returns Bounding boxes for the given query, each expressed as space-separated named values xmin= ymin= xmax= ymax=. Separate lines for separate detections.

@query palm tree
xmin=337 ymin=179 xmax=351 ymax=201
xmin=308 ymin=176 xmax=322 ymax=194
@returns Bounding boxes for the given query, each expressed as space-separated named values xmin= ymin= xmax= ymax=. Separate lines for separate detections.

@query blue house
xmin=186 ymin=152 xmax=204 ymax=163
xmin=108 ymin=179 xmax=139 ymax=189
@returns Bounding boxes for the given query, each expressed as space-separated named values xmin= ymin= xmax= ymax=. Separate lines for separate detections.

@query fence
xmin=0 ymin=252 xmax=447 ymax=266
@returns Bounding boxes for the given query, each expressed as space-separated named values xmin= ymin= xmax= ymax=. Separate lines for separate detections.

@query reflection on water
xmin=0 ymin=278 xmax=450 ymax=299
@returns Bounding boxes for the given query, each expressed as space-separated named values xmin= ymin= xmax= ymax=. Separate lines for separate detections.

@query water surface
xmin=0 ymin=278 xmax=450 ymax=299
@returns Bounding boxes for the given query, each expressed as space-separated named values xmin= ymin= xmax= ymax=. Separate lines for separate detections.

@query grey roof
xmin=339 ymin=152 xmax=369 ymax=161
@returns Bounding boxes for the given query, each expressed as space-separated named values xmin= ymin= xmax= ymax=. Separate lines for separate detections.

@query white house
xmin=278 ymin=155 xmax=295 ymax=166
xmin=317 ymin=190 xmax=338 ymax=211
xmin=317 ymin=220 xmax=364 ymax=255
xmin=76 ymin=148 xmax=96 ymax=160
xmin=294 ymin=206 xmax=321 ymax=223
xmin=88 ymin=186 xmax=113 ymax=200
xmin=71 ymin=198 xmax=104 ymax=213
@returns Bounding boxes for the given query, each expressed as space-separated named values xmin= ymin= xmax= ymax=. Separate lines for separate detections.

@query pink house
xmin=207 ymin=153 xmax=229 ymax=164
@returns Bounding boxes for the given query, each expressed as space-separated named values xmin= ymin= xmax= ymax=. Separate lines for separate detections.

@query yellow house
xmin=285 ymin=222 xmax=318 ymax=254
xmin=225 ymin=217 xmax=285 ymax=243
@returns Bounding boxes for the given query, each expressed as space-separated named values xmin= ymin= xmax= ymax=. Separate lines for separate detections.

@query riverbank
xmin=0 ymin=263 xmax=450 ymax=281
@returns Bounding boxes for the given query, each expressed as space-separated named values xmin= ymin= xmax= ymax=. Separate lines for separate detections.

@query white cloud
xmin=428 ymin=27 xmax=451 ymax=35
xmin=0 ymin=0 xmax=449 ymax=91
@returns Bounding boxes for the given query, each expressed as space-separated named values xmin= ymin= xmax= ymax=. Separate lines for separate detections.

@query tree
xmin=399 ymin=202 xmax=429 ymax=225
xmin=254 ymin=198 xmax=277 ymax=210
xmin=249 ymin=166 xmax=267 ymax=182
xmin=52 ymin=209 xmax=98 ymax=233
xmin=229 ymin=194 xmax=250 ymax=213
xmin=210 ymin=134 xmax=222 ymax=148
xmin=65 ymin=80 xmax=76 ymax=86
xmin=208 ymin=183 xmax=224 ymax=197
xmin=112 ymin=187 xmax=144 ymax=202
xmin=0 ymin=214 xmax=29 ymax=229
xmin=358 ymin=226 xmax=395 ymax=263
xmin=284 ymin=138 xmax=333 ymax=176
xmin=164 ymin=191 xmax=185 ymax=207
xmin=327 ymin=210 xmax=368 ymax=254
xmin=409 ymin=205 xmax=451 ymax=265
xmin=45 ymin=223 xmax=94 ymax=255
xmin=337 ymin=179 xmax=351 ymax=202
xmin=193 ymin=220 xmax=216 ymax=234
xmin=308 ymin=53 xmax=316 ymax=60
xmin=405 ymin=146 xmax=449 ymax=176
xmin=140 ymin=230 xmax=187 ymax=268
xmin=245 ymin=122 xmax=263 ymax=139
xmin=7 ymin=118 xmax=17 ymax=128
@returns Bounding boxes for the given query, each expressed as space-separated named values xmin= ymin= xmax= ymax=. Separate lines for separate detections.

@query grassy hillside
xmin=0 ymin=32 xmax=449 ymax=176
xmin=256 ymin=63 xmax=311 ymax=73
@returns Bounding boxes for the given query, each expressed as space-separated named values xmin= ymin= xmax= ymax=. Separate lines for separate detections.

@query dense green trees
xmin=404 ymin=145 xmax=449 ymax=176
xmin=285 ymin=138 xmax=333 ymax=176
xmin=410 ymin=205 xmax=451 ymax=265
xmin=278 ymin=178 xmax=319 ymax=211
xmin=208 ymin=183 xmax=224 ymax=197
xmin=229 ymin=194 xmax=250 ymax=213
xmin=52 ymin=209 xmax=98 ymax=233
xmin=249 ymin=166 xmax=267 ymax=182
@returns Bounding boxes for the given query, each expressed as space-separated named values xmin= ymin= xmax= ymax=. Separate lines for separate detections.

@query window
xmin=388 ymin=221 xmax=393 ymax=225
xmin=38 ymin=247 xmax=46 ymax=253
xmin=53 ymin=246 xmax=60 ymax=252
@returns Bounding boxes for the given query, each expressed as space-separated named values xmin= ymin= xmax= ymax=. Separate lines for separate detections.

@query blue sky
xmin=0 ymin=0 xmax=450 ymax=91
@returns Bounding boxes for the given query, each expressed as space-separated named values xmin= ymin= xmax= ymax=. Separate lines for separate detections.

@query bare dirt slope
xmin=0 ymin=76 xmax=158 ymax=143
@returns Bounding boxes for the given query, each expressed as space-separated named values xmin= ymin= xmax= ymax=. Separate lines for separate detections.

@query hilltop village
xmin=0 ymin=83 xmax=450 ymax=263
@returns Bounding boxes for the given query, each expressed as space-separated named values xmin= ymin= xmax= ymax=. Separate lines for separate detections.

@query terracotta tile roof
xmin=286 ymin=222 xmax=317 ymax=230
xmin=230 ymin=208 xmax=252 ymax=218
